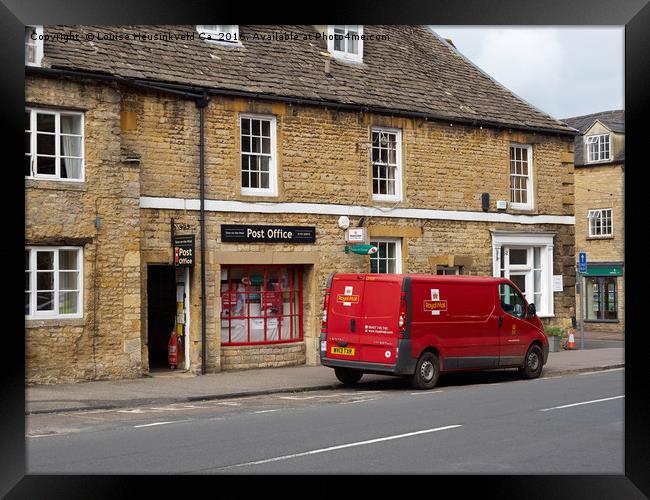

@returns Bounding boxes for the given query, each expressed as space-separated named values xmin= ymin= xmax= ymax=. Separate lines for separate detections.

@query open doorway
xmin=147 ymin=265 xmax=176 ymax=370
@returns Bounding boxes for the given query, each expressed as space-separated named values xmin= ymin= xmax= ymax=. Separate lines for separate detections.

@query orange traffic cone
xmin=566 ymin=329 xmax=576 ymax=350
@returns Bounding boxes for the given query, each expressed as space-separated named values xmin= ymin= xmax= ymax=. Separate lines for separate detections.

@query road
xmin=27 ymin=368 xmax=624 ymax=474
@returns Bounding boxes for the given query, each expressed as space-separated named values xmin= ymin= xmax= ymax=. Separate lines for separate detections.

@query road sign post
xmin=578 ymin=252 xmax=587 ymax=350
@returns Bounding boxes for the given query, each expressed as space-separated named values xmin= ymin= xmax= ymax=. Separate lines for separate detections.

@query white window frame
xmin=25 ymin=108 xmax=85 ymax=181
xmin=371 ymin=127 xmax=402 ymax=202
xmin=588 ymin=208 xmax=613 ymax=238
xmin=370 ymin=237 xmax=402 ymax=274
xmin=492 ymin=232 xmax=554 ymax=317
xmin=25 ymin=25 xmax=44 ymax=67
xmin=239 ymin=114 xmax=278 ymax=197
xmin=327 ymin=25 xmax=364 ymax=63
xmin=437 ymin=266 xmax=460 ymax=275
xmin=585 ymin=134 xmax=611 ymax=163
xmin=25 ymin=246 xmax=83 ymax=319
xmin=509 ymin=143 xmax=534 ymax=210
xmin=196 ymin=25 xmax=241 ymax=45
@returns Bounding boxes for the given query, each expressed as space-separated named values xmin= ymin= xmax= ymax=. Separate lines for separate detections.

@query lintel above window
xmin=327 ymin=25 xmax=363 ymax=62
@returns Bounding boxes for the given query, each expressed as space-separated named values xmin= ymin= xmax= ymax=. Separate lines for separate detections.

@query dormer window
xmin=25 ymin=25 xmax=43 ymax=67
xmin=197 ymin=25 xmax=239 ymax=44
xmin=586 ymin=133 xmax=611 ymax=163
xmin=327 ymin=25 xmax=363 ymax=62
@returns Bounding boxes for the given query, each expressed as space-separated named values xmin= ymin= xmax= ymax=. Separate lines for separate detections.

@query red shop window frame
xmin=221 ymin=264 xmax=304 ymax=346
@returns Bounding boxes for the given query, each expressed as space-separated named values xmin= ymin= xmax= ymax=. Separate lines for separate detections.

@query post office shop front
xmin=215 ymin=224 xmax=318 ymax=370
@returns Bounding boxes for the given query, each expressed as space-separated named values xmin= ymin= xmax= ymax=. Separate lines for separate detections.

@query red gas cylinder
xmin=168 ymin=331 xmax=178 ymax=369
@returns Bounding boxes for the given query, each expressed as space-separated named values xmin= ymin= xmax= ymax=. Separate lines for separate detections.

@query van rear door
xmin=327 ymin=274 xmax=366 ymax=361
xmin=358 ymin=275 xmax=402 ymax=364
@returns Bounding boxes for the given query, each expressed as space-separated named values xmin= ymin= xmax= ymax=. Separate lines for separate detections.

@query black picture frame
xmin=3 ymin=0 xmax=647 ymax=497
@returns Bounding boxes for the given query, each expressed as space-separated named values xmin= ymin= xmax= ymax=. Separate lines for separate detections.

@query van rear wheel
xmin=334 ymin=367 xmax=363 ymax=386
xmin=410 ymin=352 xmax=440 ymax=390
xmin=519 ymin=345 xmax=543 ymax=379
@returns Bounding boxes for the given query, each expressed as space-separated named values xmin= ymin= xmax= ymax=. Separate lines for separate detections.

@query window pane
xmin=252 ymin=119 xmax=260 ymax=136
xmin=36 ymin=155 xmax=55 ymax=175
xmin=37 ymin=291 xmax=54 ymax=311
xmin=25 ymin=132 xmax=31 ymax=153
xmin=60 ymin=135 xmax=82 ymax=157
xmin=36 ymin=251 xmax=54 ymax=270
xmin=37 ymin=133 xmax=55 ymax=156
xmin=37 ymin=272 xmax=54 ymax=291
xmin=60 ymin=114 xmax=81 ymax=135
xmin=25 ymin=292 xmax=31 ymax=315
xmin=262 ymin=137 xmax=270 ymax=154
xmin=59 ymin=271 xmax=78 ymax=291
xmin=511 ymin=274 xmax=526 ymax=295
xmin=25 ymin=155 xmax=33 ymax=177
xmin=61 ymin=158 xmax=82 ymax=179
xmin=509 ymin=249 xmax=527 ymax=265
xmin=25 ymin=111 xmax=31 ymax=131
xmin=261 ymin=120 xmax=270 ymax=137
xmin=25 ymin=271 xmax=30 ymax=291
xmin=241 ymin=118 xmax=250 ymax=135
xmin=36 ymin=113 xmax=55 ymax=133
xmin=25 ymin=251 xmax=30 ymax=270
xmin=59 ymin=291 xmax=78 ymax=314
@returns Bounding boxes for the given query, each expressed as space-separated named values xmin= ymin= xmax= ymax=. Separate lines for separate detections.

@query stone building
xmin=25 ymin=25 xmax=577 ymax=383
xmin=562 ymin=111 xmax=625 ymax=334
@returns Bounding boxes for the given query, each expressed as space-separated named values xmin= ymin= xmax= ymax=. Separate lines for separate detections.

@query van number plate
xmin=331 ymin=347 xmax=355 ymax=356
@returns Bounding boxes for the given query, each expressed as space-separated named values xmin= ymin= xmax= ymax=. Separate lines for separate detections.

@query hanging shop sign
xmin=221 ymin=225 xmax=316 ymax=243
xmin=173 ymin=235 xmax=195 ymax=267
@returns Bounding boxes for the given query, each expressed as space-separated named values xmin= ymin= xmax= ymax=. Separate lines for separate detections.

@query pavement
xmin=26 ymin=340 xmax=624 ymax=415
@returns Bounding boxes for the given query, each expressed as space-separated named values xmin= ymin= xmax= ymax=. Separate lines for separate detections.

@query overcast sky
xmin=429 ymin=27 xmax=624 ymax=121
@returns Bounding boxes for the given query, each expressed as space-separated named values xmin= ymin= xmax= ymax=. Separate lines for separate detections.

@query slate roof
xmin=38 ymin=25 xmax=574 ymax=135
xmin=561 ymin=110 xmax=625 ymax=165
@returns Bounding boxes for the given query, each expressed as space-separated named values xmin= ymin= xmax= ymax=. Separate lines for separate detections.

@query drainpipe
xmin=196 ymin=93 xmax=209 ymax=374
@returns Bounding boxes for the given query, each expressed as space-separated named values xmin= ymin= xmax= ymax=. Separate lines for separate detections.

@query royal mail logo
xmin=424 ymin=300 xmax=448 ymax=311
xmin=337 ymin=294 xmax=360 ymax=303
xmin=425 ymin=289 xmax=446 ymax=315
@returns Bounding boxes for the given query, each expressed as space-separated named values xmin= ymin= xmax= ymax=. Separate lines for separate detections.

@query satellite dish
xmin=338 ymin=216 xmax=350 ymax=230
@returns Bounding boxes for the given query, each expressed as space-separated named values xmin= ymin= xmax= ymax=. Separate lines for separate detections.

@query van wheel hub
xmin=421 ymin=360 xmax=434 ymax=381
xmin=527 ymin=352 xmax=540 ymax=371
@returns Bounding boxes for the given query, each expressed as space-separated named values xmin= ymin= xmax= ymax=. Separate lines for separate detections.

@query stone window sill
xmin=25 ymin=178 xmax=87 ymax=192
xmin=25 ymin=318 xmax=86 ymax=329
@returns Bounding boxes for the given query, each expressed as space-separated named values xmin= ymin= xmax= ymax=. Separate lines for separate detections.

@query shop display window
xmin=221 ymin=265 xmax=303 ymax=345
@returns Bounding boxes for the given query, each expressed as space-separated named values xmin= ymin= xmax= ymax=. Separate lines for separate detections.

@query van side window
xmin=499 ymin=283 xmax=526 ymax=319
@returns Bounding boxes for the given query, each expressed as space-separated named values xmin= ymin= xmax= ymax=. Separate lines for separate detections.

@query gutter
xmin=196 ymin=93 xmax=209 ymax=375
xmin=26 ymin=66 xmax=578 ymax=137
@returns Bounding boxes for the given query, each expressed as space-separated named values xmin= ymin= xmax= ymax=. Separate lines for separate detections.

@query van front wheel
xmin=334 ymin=367 xmax=363 ymax=386
xmin=410 ymin=352 xmax=440 ymax=390
xmin=519 ymin=345 xmax=543 ymax=379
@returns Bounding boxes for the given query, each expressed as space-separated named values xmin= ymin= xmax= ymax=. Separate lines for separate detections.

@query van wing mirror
xmin=527 ymin=303 xmax=537 ymax=318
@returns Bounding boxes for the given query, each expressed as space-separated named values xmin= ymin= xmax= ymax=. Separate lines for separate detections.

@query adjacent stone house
xmin=25 ymin=25 xmax=577 ymax=383
xmin=562 ymin=111 xmax=625 ymax=334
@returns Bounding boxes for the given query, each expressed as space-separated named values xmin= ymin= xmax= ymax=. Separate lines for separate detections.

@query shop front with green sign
xmin=584 ymin=263 xmax=623 ymax=323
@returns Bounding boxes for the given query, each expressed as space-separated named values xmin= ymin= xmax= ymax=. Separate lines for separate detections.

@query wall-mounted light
xmin=94 ymin=216 xmax=101 ymax=230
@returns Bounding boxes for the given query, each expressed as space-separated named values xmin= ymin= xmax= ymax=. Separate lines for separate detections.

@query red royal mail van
xmin=320 ymin=273 xmax=549 ymax=389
